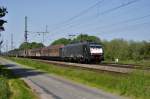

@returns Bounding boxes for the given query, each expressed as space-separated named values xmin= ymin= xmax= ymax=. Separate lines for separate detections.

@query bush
xmin=102 ymin=39 xmax=150 ymax=61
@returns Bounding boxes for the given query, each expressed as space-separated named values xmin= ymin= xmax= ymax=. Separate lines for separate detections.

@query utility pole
xmin=6 ymin=40 xmax=8 ymax=52
xmin=0 ymin=40 xmax=3 ymax=54
xmin=37 ymin=25 xmax=49 ymax=44
xmin=24 ymin=16 xmax=28 ymax=42
xmin=24 ymin=16 xmax=28 ymax=56
xmin=11 ymin=33 xmax=13 ymax=50
xmin=80 ymin=33 xmax=83 ymax=42
xmin=0 ymin=33 xmax=3 ymax=54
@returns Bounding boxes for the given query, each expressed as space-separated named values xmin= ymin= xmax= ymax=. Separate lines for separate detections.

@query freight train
xmin=7 ymin=42 xmax=104 ymax=63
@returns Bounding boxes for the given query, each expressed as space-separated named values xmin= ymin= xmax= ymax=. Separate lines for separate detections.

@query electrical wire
xmin=84 ymin=13 xmax=150 ymax=31
xmin=50 ymin=0 xmax=140 ymax=36
xmin=49 ymin=0 xmax=105 ymax=32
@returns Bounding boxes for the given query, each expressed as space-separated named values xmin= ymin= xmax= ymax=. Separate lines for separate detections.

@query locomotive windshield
xmin=89 ymin=44 xmax=103 ymax=54
xmin=90 ymin=45 xmax=102 ymax=48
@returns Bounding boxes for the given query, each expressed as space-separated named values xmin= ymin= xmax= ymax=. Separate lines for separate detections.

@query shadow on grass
xmin=0 ymin=64 xmax=44 ymax=79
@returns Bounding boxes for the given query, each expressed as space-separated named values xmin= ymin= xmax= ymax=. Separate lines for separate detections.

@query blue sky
xmin=0 ymin=0 xmax=150 ymax=51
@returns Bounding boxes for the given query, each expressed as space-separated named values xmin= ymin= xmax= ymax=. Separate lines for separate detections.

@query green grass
xmin=0 ymin=65 xmax=38 ymax=99
xmin=6 ymin=57 xmax=150 ymax=99
xmin=9 ymin=79 xmax=38 ymax=99
xmin=0 ymin=77 xmax=10 ymax=99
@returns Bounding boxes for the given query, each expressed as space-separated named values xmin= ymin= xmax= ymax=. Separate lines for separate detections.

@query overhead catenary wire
xmin=84 ymin=13 xmax=150 ymax=32
xmin=50 ymin=0 xmax=140 ymax=36
xmin=28 ymin=25 xmax=49 ymax=44
xmin=93 ymin=21 xmax=150 ymax=37
xmin=49 ymin=0 xmax=105 ymax=33
xmin=64 ymin=0 xmax=140 ymax=32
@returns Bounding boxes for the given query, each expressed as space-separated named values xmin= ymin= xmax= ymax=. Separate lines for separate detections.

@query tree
xmin=51 ymin=38 xmax=71 ymax=45
xmin=51 ymin=34 xmax=101 ymax=45
xmin=142 ymin=42 xmax=150 ymax=59
xmin=0 ymin=7 xmax=8 ymax=31
xmin=102 ymin=39 xmax=150 ymax=61
xmin=103 ymin=39 xmax=130 ymax=60
xmin=72 ymin=34 xmax=101 ymax=44
xmin=19 ymin=42 xmax=44 ymax=50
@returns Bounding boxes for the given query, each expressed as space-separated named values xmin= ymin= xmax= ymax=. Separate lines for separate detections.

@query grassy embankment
xmin=0 ymin=65 xmax=38 ymax=99
xmin=6 ymin=57 xmax=150 ymax=99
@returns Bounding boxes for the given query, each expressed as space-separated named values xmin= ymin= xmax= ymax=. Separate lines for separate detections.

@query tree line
xmin=51 ymin=34 xmax=101 ymax=45
xmin=103 ymin=39 xmax=150 ymax=61
xmin=18 ymin=42 xmax=44 ymax=50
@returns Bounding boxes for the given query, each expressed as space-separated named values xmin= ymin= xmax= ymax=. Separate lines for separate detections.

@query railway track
xmin=101 ymin=63 xmax=150 ymax=69
xmin=31 ymin=59 xmax=150 ymax=74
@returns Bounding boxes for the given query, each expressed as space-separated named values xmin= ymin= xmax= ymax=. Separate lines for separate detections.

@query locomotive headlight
xmin=99 ymin=48 xmax=103 ymax=53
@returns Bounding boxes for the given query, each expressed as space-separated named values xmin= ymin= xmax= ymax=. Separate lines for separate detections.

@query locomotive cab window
xmin=89 ymin=44 xmax=103 ymax=54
